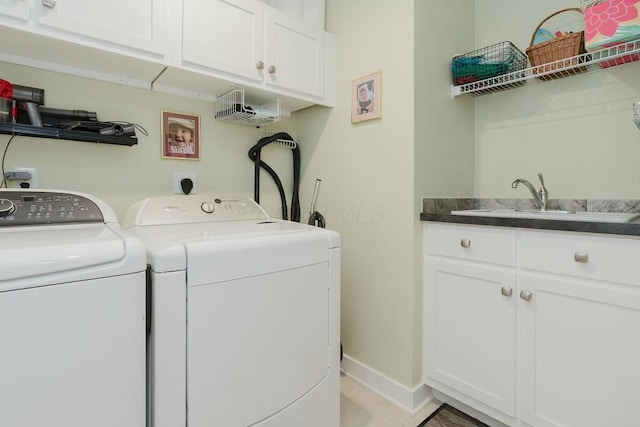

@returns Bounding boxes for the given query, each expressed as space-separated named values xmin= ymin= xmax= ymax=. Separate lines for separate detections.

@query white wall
xmin=0 ymin=62 xmax=299 ymax=220
xmin=474 ymin=1 xmax=640 ymax=199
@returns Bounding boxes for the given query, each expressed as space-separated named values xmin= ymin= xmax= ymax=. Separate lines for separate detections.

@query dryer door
xmin=187 ymin=262 xmax=330 ymax=427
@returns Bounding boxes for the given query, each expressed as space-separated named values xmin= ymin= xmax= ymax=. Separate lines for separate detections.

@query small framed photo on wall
xmin=161 ymin=111 xmax=200 ymax=160
xmin=351 ymin=71 xmax=381 ymax=124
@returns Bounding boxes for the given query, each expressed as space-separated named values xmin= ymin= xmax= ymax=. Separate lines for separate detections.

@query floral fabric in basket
xmin=584 ymin=0 xmax=640 ymax=51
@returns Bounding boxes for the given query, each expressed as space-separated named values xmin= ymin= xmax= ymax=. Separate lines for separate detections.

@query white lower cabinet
xmin=424 ymin=223 xmax=517 ymax=422
xmin=518 ymin=230 xmax=640 ymax=427
xmin=424 ymin=223 xmax=640 ymax=427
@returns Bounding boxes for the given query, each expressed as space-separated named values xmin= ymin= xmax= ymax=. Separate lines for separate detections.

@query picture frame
xmin=161 ymin=111 xmax=200 ymax=160
xmin=351 ymin=71 xmax=381 ymax=124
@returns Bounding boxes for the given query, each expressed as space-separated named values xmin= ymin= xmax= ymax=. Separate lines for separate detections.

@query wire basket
xmin=215 ymin=86 xmax=281 ymax=127
xmin=526 ymin=8 xmax=588 ymax=81
xmin=451 ymin=41 xmax=528 ymax=86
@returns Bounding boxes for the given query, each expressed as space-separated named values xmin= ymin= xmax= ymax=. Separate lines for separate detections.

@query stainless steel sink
xmin=450 ymin=209 xmax=640 ymax=223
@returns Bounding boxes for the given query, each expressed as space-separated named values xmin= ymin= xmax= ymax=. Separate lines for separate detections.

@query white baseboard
xmin=340 ymin=354 xmax=433 ymax=415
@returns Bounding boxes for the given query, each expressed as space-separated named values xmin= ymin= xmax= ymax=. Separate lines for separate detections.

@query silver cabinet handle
xmin=460 ymin=238 xmax=471 ymax=248
xmin=256 ymin=61 xmax=264 ymax=70
xmin=41 ymin=0 xmax=56 ymax=8
xmin=520 ymin=290 xmax=533 ymax=301
xmin=268 ymin=65 xmax=276 ymax=74
xmin=501 ymin=286 xmax=513 ymax=297
xmin=574 ymin=252 xmax=589 ymax=263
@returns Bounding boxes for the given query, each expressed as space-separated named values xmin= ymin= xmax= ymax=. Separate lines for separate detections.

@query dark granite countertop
xmin=420 ymin=212 xmax=640 ymax=236
xmin=421 ymin=198 xmax=640 ymax=237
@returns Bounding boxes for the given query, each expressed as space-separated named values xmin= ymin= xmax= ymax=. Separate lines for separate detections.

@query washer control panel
xmin=0 ymin=191 xmax=104 ymax=225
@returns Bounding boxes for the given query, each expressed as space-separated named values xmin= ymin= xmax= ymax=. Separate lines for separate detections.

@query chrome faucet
xmin=511 ymin=173 xmax=548 ymax=210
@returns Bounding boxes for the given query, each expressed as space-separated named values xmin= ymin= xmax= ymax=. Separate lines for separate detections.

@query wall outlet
xmin=6 ymin=167 xmax=38 ymax=188
xmin=173 ymin=172 xmax=196 ymax=194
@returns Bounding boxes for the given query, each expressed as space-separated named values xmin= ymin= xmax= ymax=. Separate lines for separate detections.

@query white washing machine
xmin=123 ymin=194 xmax=340 ymax=427
xmin=0 ymin=189 xmax=147 ymax=427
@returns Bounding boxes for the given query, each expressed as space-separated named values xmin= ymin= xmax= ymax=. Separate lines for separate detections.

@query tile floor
xmin=340 ymin=372 xmax=441 ymax=427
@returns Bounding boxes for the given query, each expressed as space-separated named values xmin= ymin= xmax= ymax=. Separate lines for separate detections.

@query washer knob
xmin=201 ymin=202 xmax=215 ymax=214
xmin=0 ymin=199 xmax=16 ymax=217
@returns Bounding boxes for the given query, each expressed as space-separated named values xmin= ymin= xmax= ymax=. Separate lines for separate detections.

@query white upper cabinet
xmin=182 ymin=0 xmax=264 ymax=82
xmin=179 ymin=0 xmax=326 ymax=99
xmin=264 ymin=8 xmax=324 ymax=97
xmin=0 ymin=0 xmax=333 ymax=110
xmin=35 ymin=0 xmax=168 ymax=57
xmin=0 ymin=0 xmax=31 ymax=23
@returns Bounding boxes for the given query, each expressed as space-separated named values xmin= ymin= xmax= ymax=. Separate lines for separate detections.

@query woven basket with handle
xmin=526 ymin=8 xmax=587 ymax=81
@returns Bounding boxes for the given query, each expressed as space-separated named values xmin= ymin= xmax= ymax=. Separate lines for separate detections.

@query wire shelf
xmin=214 ymin=86 xmax=281 ymax=127
xmin=451 ymin=39 xmax=640 ymax=97
xmin=258 ymin=131 xmax=297 ymax=149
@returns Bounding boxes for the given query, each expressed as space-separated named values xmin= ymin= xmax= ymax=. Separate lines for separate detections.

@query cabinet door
xmin=424 ymin=257 xmax=516 ymax=416
xmin=182 ymin=0 xmax=264 ymax=83
xmin=0 ymin=0 xmax=31 ymax=22
xmin=519 ymin=273 xmax=640 ymax=427
xmin=36 ymin=0 xmax=167 ymax=56
xmin=264 ymin=8 xmax=325 ymax=97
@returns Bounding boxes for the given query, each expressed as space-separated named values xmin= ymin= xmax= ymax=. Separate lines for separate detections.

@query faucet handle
xmin=537 ymin=172 xmax=548 ymax=210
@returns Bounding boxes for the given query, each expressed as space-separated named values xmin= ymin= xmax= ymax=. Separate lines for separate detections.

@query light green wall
xmin=297 ymin=0 xmax=475 ymax=389
xmin=297 ymin=0 xmax=417 ymax=386
xmin=413 ymin=0 xmax=475 ymax=385
xmin=474 ymin=1 xmax=640 ymax=199
xmin=0 ymin=62 xmax=298 ymax=220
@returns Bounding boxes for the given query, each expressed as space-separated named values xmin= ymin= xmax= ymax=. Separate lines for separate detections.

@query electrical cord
xmin=1 ymin=135 xmax=16 ymax=188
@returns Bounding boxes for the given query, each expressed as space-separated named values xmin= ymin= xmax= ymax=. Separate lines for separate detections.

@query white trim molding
xmin=340 ymin=354 xmax=433 ymax=415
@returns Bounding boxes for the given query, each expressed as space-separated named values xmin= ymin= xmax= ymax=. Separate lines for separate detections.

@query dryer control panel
xmin=0 ymin=191 xmax=104 ymax=225
xmin=124 ymin=194 xmax=270 ymax=227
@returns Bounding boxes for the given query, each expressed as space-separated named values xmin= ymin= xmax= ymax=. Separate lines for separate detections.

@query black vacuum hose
xmin=248 ymin=132 xmax=300 ymax=222
xmin=290 ymin=143 xmax=301 ymax=222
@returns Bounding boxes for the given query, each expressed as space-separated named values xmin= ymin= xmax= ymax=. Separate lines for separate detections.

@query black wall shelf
xmin=0 ymin=122 xmax=138 ymax=146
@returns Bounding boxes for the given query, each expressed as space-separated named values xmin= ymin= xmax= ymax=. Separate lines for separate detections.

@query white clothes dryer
xmin=123 ymin=194 xmax=340 ymax=427
xmin=0 ymin=189 xmax=147 ymax=427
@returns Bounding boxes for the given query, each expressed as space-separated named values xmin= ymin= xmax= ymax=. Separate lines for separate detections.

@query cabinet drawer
xmin=425 ymin=223 xmax=516 ymax=267
xmin=519 ymin=230 xmax=640 ymax=286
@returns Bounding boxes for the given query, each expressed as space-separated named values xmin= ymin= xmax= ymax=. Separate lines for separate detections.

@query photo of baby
xmin=162 ymin=111 xmax=200 ymax=160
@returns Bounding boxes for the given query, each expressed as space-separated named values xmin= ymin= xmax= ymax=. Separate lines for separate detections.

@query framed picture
xmin=351 ymin=71 xmax=381 ymax=124
xmin=161 ymin=111 xmax=200 ymax=160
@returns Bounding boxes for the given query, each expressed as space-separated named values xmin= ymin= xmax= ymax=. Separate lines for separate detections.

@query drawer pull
xmin=256 ymin=61 xmax=265 ymax=70
xmin=501 ymin=286 xmax=513 ymax=297
xmin=520 ymin=290 xmax=533 ymax=301
xmin=460 ymin=238 xmax=471 ymax=248
xmin=268 ymin=65 xmax=277 ymax=74
xmin=41 ymin=0 xmax=56 ymax=8
xmin=574 ymin=252 xmax=589 ymax=263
